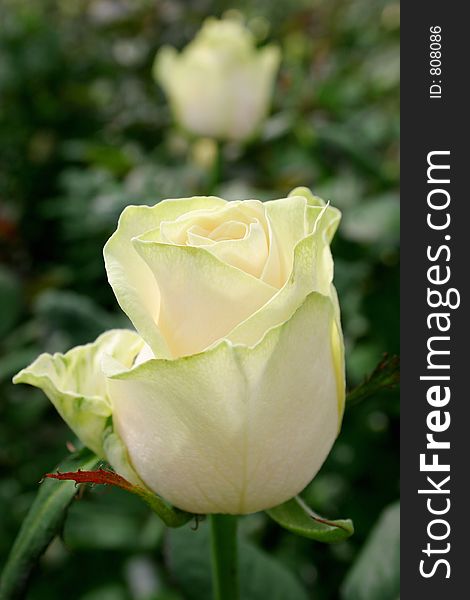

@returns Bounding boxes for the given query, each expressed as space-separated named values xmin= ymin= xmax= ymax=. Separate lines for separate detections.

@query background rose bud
xmin=15 ymin=188 xmax=344 ymax=515
xmin=153 ymin=17 xmax=280 ymax=141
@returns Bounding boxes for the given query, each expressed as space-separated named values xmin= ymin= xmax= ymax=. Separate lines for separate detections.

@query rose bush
xmin=153 ymin=17 xmax=280 ymax=141
xmin=14 ymin=187 xmax=344 ymax=515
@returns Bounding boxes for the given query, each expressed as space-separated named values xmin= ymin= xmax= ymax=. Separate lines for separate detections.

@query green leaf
xmin=266 ymin=496 xmax=354 ymax=543
xmin=0 ymin=448 xmax=100 ymax=600
xmin=315 ymin=122 xmax=393 ymax=185
xmin=341 ymin=502 xmax=400 ymax=600
xmin=0 ymin=266 xmax=22 ymax=337
xmin=346 ymin=354 xmax=399 ymax=408
xmin=167 ymin=521 xmax=309 ymax=600
xmin=34 ymin=290 xmax=124 ymax=347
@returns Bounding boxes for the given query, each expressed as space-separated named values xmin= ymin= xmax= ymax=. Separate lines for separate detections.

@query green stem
xmin=208 ymin=140 xmax=223 ymax=194
xmin=209 ymin=514 xmax=239 ymax=600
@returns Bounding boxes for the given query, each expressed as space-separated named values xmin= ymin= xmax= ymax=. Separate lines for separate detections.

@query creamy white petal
xmin=330 ymin=284 xmax=346 ymax=426
xmin=227 ymin=203 xmax=341 ymax=343
xmin=102 ymin=426 xmax=145 ymax=486
xmin=104 ymin=197 xmax=226 ymax=357
xmin=187 ymin=221 xmax=268 ymax=279
xmin=262 ymin=195 xmax=309 ymax=288
xmin=226 ymin=45 xmax=280 ymax=141
xmin=105 ymin=292 xmax=341 ymax=515
xmin=132 ymin=238 xmax=276 ymax=357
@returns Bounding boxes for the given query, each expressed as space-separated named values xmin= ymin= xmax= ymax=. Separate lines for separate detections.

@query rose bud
xmin=153 ymin=17 xmax=280 ymax=142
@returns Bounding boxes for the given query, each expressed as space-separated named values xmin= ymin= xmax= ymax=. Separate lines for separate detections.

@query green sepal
xmin=266 ymin=496 xmax=354 ymax=543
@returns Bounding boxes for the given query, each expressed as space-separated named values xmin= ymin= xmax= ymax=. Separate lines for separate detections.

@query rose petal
xmin=105 ymin=292 xmax=341 ymax=514
xmin=229 ymin=199 xmax=341 ymax=332
xmin=262 ymin=195 xmax=309 ymax=287
xmin=104 ymin=197 xmax=226 ymax=357
xmin=132 ymin=237 xmax=276 ymax=357
xmin=13 ymin=330 xmax=143 ymax=457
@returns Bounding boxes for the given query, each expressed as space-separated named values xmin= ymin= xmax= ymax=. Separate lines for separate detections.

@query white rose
xmin=154 ymin=18 xmax=280 ymax=141
xmin=14 ymin=188 xmax=344 ymax=515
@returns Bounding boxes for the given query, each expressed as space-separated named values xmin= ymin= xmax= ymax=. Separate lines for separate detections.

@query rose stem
xmin=208 ymin=141 xmax=222 ymax=194
xmin=209 ymin=514 xmax=239 ymax=600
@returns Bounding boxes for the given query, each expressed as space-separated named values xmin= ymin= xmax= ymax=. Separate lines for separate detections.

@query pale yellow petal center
xmin=159 ymin=201 xmax=273 ymax=282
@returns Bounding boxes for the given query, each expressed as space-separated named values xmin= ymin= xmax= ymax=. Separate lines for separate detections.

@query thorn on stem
xmin=66 ymin=441 xmax=77 ymax=453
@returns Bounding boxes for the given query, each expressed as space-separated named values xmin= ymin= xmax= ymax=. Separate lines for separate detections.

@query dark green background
xmin=0 ymin=0 xmax=399 ymax=598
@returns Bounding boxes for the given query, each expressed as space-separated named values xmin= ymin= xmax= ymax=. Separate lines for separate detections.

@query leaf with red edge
xmin=45 ymin=469 xmax=192 ymax=528
xmin=45 ymin=468 xmax=134 ymax=490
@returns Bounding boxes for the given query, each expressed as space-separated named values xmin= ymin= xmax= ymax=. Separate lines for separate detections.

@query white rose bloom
xmin=14 ymin=188 xmax=345 ymax=515
xmin=153 ymin=18 xmax=280 ymax=141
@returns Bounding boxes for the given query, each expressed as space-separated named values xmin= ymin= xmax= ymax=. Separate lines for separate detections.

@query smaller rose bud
xmin=154 ymin=17 xmax=280 ymax=142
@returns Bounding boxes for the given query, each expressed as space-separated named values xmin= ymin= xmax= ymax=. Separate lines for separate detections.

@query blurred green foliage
xmin=0 ymin=0 xmax=399 ymax=598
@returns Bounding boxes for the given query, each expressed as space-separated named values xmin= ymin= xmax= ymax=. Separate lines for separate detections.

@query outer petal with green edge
xmin=103 ymin=197 xmax=226 ymax=358
xmin=228 ymin=191 xmax=341 ymax=345
xmin=103 ymin=292 xmax=341 ymax=515
xmin=13 ymin=330 xmax=144 ymax=462
xmin=227 ymin=189 xmax=344 ymax=419
xmin=102 ymin=426 xmax=145 ymax=486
